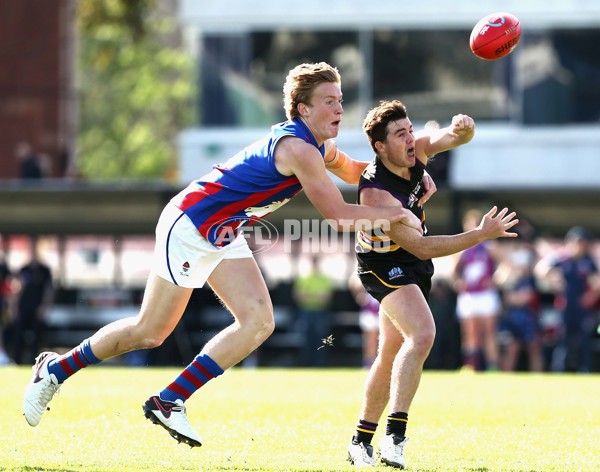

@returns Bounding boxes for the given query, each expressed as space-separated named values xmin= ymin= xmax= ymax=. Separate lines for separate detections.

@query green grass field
xmin=2 ymin=366 xmax=598 ymax=471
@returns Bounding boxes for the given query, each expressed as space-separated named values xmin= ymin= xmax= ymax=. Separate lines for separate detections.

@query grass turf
xmin=2 ymin=366 xmax=599 ymax=471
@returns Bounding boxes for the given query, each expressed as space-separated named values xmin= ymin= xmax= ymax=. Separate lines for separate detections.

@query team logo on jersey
xmin=407 ymin=181 xmax=422 ymax=208
xmin=388 ymin=266 xmax=404 ymax=280
xmin=245 ymin=198 xmax=291 ymax=218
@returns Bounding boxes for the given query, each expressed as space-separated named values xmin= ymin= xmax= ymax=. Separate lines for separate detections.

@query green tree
xmin=77 ymin=0 xmax=194 ymax=180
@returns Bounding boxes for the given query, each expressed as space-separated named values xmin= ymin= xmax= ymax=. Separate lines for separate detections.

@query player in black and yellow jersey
xmin=347 ymin=100 xmax=519 ymax=469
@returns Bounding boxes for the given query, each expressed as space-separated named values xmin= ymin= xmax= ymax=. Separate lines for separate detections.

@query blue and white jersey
xmin=172 ymin=118 xmax=324 ymax=246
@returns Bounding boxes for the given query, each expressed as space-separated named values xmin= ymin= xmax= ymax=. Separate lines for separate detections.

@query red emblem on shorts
xmin=182 ymin=261 xmax=190 ymax=272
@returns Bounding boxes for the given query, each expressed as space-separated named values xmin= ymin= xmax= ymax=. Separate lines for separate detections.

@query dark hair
xmin=566 ymin=226 xmax=592 ymax=242
xmin=362 ymin=100 xmax=409 ymax=152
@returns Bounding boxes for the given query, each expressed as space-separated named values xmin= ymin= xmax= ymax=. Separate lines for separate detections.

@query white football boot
xmin=379 ymin=435 xmax=409 ymax=469
xmin=143 ymin=395 xmax=202 ymax=447
xmin=347 ymin=441 xmax=376 ymax=467
xmin=23 ymin=352 xmax=60 ymax=426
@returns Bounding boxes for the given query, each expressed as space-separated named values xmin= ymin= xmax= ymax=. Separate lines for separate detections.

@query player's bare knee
xmin=140 ymin=334 xmax=166 ymax=349
xmin=412 ymin=328 xmax=436 ymax=355
xmin=127 ymin=322 xmax=169 ymax=350
xmin=255 ymin=315 xmax=275 ymax=342
xmin=234 ymin=306 xmax=274 ymax=343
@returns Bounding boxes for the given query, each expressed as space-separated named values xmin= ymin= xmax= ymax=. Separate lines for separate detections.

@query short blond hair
xmin=283 ymin=62 xmax=341 ymax=120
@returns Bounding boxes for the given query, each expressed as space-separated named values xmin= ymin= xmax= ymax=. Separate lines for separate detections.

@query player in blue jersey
xmin=346 ymin=100 xmax=519 ymax=468
xmin=23 ymin=63 xmax=436 ymax=449
xmin=537 ymin=226 xmax=600 ymax=372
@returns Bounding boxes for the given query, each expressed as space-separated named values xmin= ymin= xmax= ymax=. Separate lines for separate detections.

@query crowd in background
xmin=328 ymin=219 xmax=600 ymax=374
xmin=1 ymin=224 xmax=599 ymax=373
xmin=423 ymin=221 xmax=599 ymax=374
xmin=0 ymin=236 xmax=54 ymax=366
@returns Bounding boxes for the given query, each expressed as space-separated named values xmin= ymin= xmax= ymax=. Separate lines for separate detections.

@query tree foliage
xmin=77 ymin=0 xmax=194 ymax=180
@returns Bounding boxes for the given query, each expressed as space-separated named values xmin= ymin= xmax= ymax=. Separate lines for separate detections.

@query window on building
xmin=195 ymin=28 xmax=600 ymax=127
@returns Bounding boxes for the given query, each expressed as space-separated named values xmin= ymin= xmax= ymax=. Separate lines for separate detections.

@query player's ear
xmin=297 ymin=102 xmax=310 ymax=117
xmin=374 ymin=140 xmax=385 ymax=153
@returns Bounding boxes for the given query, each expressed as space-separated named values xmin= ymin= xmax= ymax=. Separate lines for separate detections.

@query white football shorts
xmin=359 ymin=308 xmax=379 ymax=332
xmin=456 ymin=289 xmax=501 ymax=319
xmin=152 ymin=203 xmax=253 ymax=288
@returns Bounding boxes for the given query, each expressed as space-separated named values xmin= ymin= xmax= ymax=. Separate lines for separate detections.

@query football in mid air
xmin=469 ymin=12 xmax=522 ymax=60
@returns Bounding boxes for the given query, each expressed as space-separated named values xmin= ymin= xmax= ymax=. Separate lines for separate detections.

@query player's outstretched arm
xmin=323 ymin=140 xmax=368 ymax=185
xmin=276 ymin=137 xmax=419 ymax=230
xmin=387 ymin=206 xmax=519 ymax=260
xmin=415 ymin=114 xmax=475 ymax=159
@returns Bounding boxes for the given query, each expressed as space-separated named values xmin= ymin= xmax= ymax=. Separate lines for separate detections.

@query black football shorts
xmin=357 ymin=256 xmax=434 ymax=304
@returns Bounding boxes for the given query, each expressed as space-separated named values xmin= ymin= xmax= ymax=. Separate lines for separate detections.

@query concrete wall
xmin=178 ymin=124 xmax=600 ymax=190
xmin=179 ymin=0 xmax=600 ymax=31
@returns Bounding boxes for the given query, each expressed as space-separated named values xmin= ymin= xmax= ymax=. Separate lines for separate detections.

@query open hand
xmin=478 ymin=206 xmax=519 ymax=239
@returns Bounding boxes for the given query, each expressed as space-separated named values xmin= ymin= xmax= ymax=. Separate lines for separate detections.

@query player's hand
xmin=478 ymin=206 xmax=519 ymax=239
xmin=418 ymin=172 xmax=437 ymax=207
xmin=400 ymin=209 xmax=423 ymax=234
xmin=451 ymin=114 xmax=475 ymax=136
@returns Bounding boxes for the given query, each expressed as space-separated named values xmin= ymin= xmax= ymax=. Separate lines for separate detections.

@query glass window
xmin=371 ymin=30 xmax=513 ymax=123
xmin=198 ymin=31 xmax=362 ymax=127
xmin=195 ymin=28 xmax=600 ymax=127
xmin=518 ymin=29 xmax=600 ymax=124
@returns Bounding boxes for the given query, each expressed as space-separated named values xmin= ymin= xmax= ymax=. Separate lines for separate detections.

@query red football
xmin=470 ymin=12 xmax=522 ymax=60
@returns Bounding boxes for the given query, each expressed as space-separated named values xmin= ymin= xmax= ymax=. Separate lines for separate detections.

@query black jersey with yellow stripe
xmin=355 ymin=157 xmax=434 ymax=301
xmin=356 ymin=156 xmax=427 ymax=256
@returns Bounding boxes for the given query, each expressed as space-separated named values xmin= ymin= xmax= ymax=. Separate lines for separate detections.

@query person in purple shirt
xmin=453 ymin=209 xmax=503 ymax=372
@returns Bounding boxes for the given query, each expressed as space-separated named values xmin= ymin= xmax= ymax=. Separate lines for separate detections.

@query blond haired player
xmin=24 ymin=63 xmax=436 ymax=451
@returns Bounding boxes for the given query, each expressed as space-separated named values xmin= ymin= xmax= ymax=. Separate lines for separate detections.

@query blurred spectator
xmin=37 ymin=152 xmax=52 ymax=177
xmin=537 ymin=226 xmax=600 ymax=373
xmin=348 ymin=270 xmax=380 ymax=368
xmin=293 ymin=256 xmax=335 ymax=367
xmin=426 ymin=278 xmax=460 ymax=370
xmin=453 ymin=209 xmax=502 ymax=371
xmin=10 ymin=237 xmax=54 ymax=364
xmin=15 ymin=141 xmax=45 ymax=180
xmin=0 ymin=244 xmax=13 ymax=366
xmin=495 ymin=222 xmax=544 ymax=372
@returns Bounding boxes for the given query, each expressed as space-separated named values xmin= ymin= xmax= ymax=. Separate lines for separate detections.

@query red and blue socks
xmin=159 ymin=353 xmax=224 ymax=403
xmin=47 ymin=338 xmax=101 ymax=384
